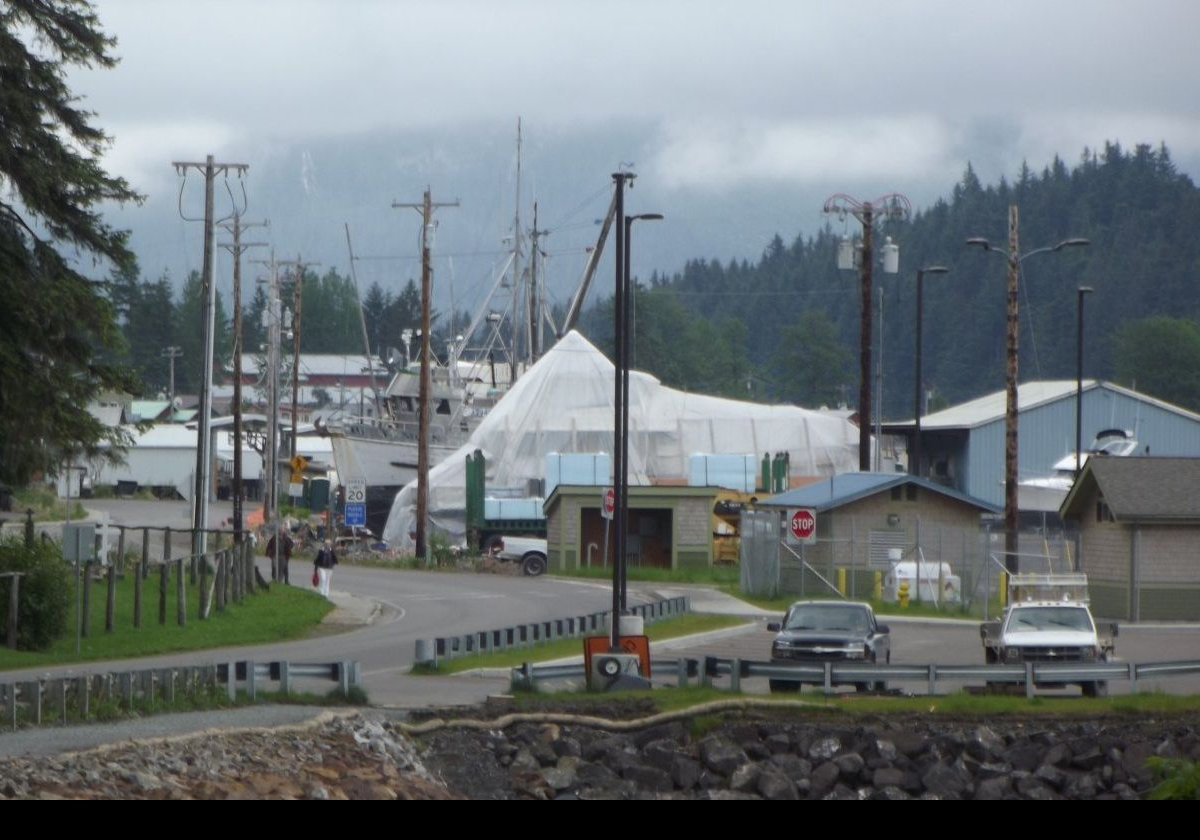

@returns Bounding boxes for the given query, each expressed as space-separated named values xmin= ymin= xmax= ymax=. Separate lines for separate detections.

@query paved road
xmin=660 ymin=614 xmax=1200 ymax=697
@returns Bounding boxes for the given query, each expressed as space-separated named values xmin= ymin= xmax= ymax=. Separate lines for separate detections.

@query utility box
xmin=61 ymin=523 xmax=96 ymax=564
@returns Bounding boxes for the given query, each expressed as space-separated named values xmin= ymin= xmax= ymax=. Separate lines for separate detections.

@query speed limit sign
xmin=345 ymin=479 xmax=367 ymax=505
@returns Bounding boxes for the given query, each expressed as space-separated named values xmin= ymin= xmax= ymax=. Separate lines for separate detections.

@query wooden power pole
xmin=392 ymin=189 xmax=458 ymax=561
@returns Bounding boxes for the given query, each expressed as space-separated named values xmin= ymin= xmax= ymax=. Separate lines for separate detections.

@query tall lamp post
xmin=967 ymin=208 xmax=1089 ymax=572
xmin=911 ymin=265 xmax=950 ymax=477
xmin=1076 ymin=286 xmax=1094 ymax=479
xmin=619 ymin=211 xmax=662 ymax=614
xmin=824 ymin=193 xmax=910 ymax=471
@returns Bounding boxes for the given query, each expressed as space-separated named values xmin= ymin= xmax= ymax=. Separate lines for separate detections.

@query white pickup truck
xmin=980 ymin=574 xmax=1117 ymax=697
xmin=489 ymin=535 xmax=548 ymax=577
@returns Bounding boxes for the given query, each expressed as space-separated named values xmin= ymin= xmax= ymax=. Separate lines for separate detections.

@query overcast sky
xmin=78 ymin=1 xmax=1200 ymax=189
xmin=64 ymin=0 xmax=1200 ymax=307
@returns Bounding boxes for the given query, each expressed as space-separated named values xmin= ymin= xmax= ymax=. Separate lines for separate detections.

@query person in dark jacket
xmin=265 ymin=529 xmax=294 ymax=584
xmin=313 ymin=538 xmax=338 ymax=597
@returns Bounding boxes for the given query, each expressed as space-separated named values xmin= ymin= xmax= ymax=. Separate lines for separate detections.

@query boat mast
xmin=511 ymin=117 xmax=525 ymax=376
xmin=344 ymin=223 xmax=381 ymax=416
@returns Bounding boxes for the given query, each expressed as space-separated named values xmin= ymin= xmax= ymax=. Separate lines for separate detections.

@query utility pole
xmin=173 ymin=155 xmax=249 ymax=558
xmin=161 ymin=346 xmax=182 ymax=408
xmin=218 ymin=215 xmax=268 ymax=543
xmin=276 ymin=256 xmax=320 ymax=467
xmin=251 ymin=252 xmax=283 ymax=579
xmin=824 ymin=193 xmax=910 ymax=472
xmin=610 ymin=171 xmax=632 ymax=651
xmin=392 ymin=189 xmax=459 ymax=561
xmin=1004 ymin=205 xmax=1021 ymax=568
xmin=528 ymin=201 xmax=550 ymax=363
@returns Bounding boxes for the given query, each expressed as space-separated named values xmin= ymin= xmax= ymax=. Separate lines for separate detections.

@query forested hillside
xmin=105 ymin=142 xmax=1200 ymax=416
xmin=580 ymin=142 xmax=1200 ymax=416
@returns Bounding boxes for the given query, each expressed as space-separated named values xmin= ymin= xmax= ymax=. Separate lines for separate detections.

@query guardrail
xmin=413 ymin=596 xmax=690 ymax=665
xmin=1 ymin=659 xmax=361 ymax=731
xmin=509 ymin=656 xmax=1200 ymax=695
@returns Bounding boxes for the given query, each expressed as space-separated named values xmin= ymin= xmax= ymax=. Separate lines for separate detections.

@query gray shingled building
xmin=1061 ymin=457 xmax=1200 ymax=620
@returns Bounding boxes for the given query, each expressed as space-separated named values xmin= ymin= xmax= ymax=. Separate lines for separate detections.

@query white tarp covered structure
xmin=382 ymin=331 xmax=859 ymax=547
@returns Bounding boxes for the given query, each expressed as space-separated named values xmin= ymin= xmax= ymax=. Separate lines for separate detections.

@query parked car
xmin=767 ymin=600 xmax=890 ymax=693
xmin=489 ymin=535 xmax=548 ymax=576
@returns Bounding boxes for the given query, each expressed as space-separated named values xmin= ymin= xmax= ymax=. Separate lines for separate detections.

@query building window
xmin=906 ymin=485 xmax=918 ymax=501
xmin=891 ymin=486 xmax=902 ymax=501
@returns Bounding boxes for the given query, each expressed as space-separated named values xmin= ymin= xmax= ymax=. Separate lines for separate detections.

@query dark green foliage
xmin=297 ymin=268 xmax=364 ymax=353
xmin=773 ymin=310 xmax=853 ymax=407
xmin=0 ymin=1 xmax=142 ymax=483
xmin=0 ymin=537 xmax=71 ymax=650
xmin=1113 ymin=316 xmax=1200 ymax=412
xmin=1148 ymin=757 xmax=1200 ymax=800
xmin=172 ymin=270 xmax=231 ymax=395
xmin=362 ymin=278 xmax=422 ymax=362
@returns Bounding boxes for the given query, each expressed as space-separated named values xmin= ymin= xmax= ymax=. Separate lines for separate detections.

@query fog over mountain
xmin=78 ymin=1 xmax=1200 ymax=321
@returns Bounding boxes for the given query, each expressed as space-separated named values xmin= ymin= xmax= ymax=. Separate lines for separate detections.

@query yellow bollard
xmin=837 ymin=568 xmax=847 ymax=596
xmin=999 ymin=571 xmax=1008 ymax=607
xmin=873 ymin=571 xmax=882 ymax=601
xmin=898 ymin=580 xmax=910 ymax=609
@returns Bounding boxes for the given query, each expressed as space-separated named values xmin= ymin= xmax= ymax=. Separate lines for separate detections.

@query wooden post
xmin=116 ymin=526 xmax=126 ymax=574
xmin=199 ymin=553 xmax=209 ymax=619
xmin=216 ymin=551 xmax=226 ymax=612
xmin=245 ymin=540 xmax=255 ymax=595
xmin=134 ymin=553 xmax=143 ymax=629
xmin=176 ymin=558 xmax=186 ymax=626
xmin=161 ymin=526 xmax=171 ymax=574
xmin=159 ymin=562 xmax=168 ymax=625
xmin=81 ymin=561 xmax=92 ymax=638
xmin=105 ymin=564 xmax=116 ymax=632
xmin=5 ymin=573 xmax=18 ymax=649
xmin=77 ymin=675 xmax=89 ymax=720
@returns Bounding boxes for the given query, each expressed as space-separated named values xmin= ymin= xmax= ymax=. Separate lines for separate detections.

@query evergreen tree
xmin=0 ymin=1 xmax=142 ymax=484
xmin=172 ymin=271 xmax=231 ymax=395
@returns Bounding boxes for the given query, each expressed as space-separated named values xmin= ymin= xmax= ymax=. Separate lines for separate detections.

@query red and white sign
xmin=789 ymin=508 xmax=817 ymax=543
xmin=601 ymin=487 xmax=616 ymax=520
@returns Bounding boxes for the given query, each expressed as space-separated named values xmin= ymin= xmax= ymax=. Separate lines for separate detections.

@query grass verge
xmin=0 ymin=572 xmax=333 ymax=671
xmin=412 ymin=613 xmax=751 ymax=675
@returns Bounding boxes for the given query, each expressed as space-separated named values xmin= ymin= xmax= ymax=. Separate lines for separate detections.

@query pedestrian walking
xmin=314 ymin=538 xmax=338 ymax=598
xmin=266 ymin=528 xmax=294 ymax=584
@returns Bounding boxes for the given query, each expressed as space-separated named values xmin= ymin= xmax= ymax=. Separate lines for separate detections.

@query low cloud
xmin=647 ymin=116 xmax=959 ymax=191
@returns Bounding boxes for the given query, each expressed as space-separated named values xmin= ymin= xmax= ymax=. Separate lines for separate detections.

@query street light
xmin=617 ymin=212 xmax=663 ymax=616
xmin=967 ymin=208 xmax=1089 ymax=572
xmin=1076 ymin=286 xmax=1094 ymax=479
xmin=825 ymin=193 xmax=911 ymax=471
xmin=911 ymin=265 xmax=950 ymax=478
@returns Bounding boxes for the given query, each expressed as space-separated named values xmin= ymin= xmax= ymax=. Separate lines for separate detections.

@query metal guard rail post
xmin=508 ymin=656 xmax=1200 ymax=692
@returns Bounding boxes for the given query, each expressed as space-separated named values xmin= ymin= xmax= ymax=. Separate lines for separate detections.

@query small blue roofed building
xmin=753 ymin=473 xmax=998 ymax=599
xmin=882 ymin=380 xmax=1200 ymax=512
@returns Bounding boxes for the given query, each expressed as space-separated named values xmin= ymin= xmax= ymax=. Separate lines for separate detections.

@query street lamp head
xmin=920 ymin=265 xmax=950 ymax=275
xmin=1079 ymin=285 xmax=1094 ymax=294
xmin=629 ymin=213 xmax=664 ymax=223
xmin=1055 ymin=238 xmax=1091 ymax=251
xmin=965 ymin=238 xmax=992 ymax=251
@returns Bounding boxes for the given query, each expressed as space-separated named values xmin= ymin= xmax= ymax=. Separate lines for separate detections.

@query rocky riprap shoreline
xmin=0 ymin=709 xmax=1194 ymax=799
xmin=0 ymin=715 xmax=456 ymax=800
xmin=420 ymin=713 xmax=1197 ymax=800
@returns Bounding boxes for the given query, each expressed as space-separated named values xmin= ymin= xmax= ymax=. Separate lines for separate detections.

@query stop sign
xmin=789 ymin=508 xmax=817 ymax=543
xmin=602 ymin=487 xmax=616 ymax=520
